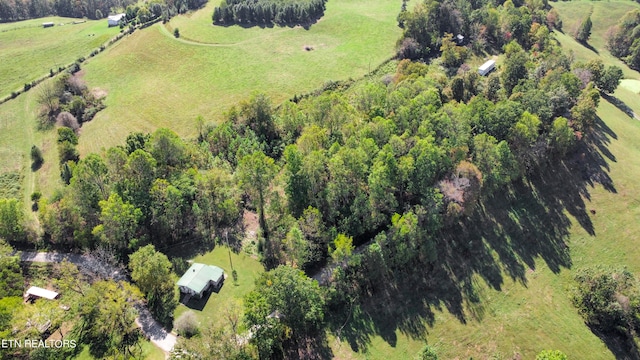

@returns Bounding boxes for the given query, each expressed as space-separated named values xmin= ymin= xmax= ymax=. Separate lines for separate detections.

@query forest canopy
xmin=213 ymin=0 xmax=326 ymax=26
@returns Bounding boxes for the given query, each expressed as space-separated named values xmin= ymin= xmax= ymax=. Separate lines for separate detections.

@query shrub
xmin=56 ymin=112 xmax=80 ymax=130
xmin=58 ymin=142 xmax=79 ymax=165
xmin=536 ymin=350 xmax=568 ymax=360
xmin=416 ymin=344 xmax=438 ymax=360
xmin=30 ymin=145 xmax=44 ymax=170
xmin=31 ymin=191 xmax=42 ymax=202
xmin=67 ymin=62 xmax=81 ymax=74
xmin=173 ymin=28 xmax=180 ymax=38
xmin=571 ymin=267 xmax=640 ymax=334
xmin=174 ymin=311 xmax=199 ymax=338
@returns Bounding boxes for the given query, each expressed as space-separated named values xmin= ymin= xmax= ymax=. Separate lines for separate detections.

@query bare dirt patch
xmin=243 ymin=210 xmax=259 ymax=239
xmin=91 ymin=87 xmax=108 ymax=99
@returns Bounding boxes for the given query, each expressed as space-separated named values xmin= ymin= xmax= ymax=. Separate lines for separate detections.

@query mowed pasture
xmin=77 ymin=0 xmax=403 ymax=154
xmin=0 ymin=86 xmax=60 ymax=215
xmin=0 ymin=17 xmax=121 ymax=99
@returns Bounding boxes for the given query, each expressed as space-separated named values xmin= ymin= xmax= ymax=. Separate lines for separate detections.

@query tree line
xmin=212 ymin=0 xmax=326 ymax=26
xmin=0 ymin=0 xmax=135 ymax=21
xmin=0 ymin=0 xmax=205 ymax=23
xmin=606 ymin=9 xmax=640 ymax=71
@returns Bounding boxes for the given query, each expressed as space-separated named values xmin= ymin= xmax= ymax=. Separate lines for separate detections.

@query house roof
xmin=479 ymin=59 xmax=496 ymax=71
xmin=176 ymin=263 xmax=224 ymax=294
xmin=25 ymin=286 xmax=59 ymax=300
xmin=108 ymin=14 xmax=125 ymax=22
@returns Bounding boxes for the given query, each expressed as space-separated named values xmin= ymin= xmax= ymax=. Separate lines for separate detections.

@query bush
xmin=30 ymin=145 xmax=44 ymax=170
xmin=174 ymin=311 xmax=199 ymax=338
xmin=173 ymin=28 xmax=180 ymax=38
xmin=56 ymin=112 xmax=80 ymax=130
xmin=571 ymin=267 xmax=640 ymax=334
xmin=536 ymin=350 xmax=568 ymax=360
xmin=67 ymin=62 xmax=81 ymax=74
xmin=31 ymin=191 xmax=42 ymax=202
xmin=416 ymin=344 xmax=438 ymax=360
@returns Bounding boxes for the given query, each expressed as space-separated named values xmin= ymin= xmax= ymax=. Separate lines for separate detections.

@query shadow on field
xmin=158 ymin=224 xmax=245 ymax=260
xmin=602 ymin=93 xmax=638 ymax=120
xmin=590 ymin=327 xmax=640 ymax=360
xmin=329 ymin=116 xmax=618 ymax=353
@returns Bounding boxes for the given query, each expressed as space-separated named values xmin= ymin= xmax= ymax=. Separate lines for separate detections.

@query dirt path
xmin=18 ymin=251 xmax=177 ymax=355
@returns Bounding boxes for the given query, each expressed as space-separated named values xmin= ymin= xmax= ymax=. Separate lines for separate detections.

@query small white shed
xmin=478 ymin=60 xmax=496 ymax=76
xmin=107 ymin=14 xmax=125 ymax=27
xmin=24 ymin=286 xmax=59 ymax=301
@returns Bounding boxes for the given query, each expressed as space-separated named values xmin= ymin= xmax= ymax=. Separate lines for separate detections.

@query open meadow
xmin=0 ymin=86 xmax=60 ymax=214
xmin=0 ymin=17 xmax=121 ymax=99
xmin=76 ymin=0 xmax=403 ymax=154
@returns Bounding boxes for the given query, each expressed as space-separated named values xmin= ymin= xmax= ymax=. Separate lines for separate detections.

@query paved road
xmin=18 ymin=251 xmax=177 ymax=354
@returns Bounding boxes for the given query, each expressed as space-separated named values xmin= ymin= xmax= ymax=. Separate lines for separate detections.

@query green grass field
xmin=76 ymin=0 xmax=402 ymax=154
xmin=0 ymin=17 xmax=121 ymax=99
xmin=0 ymin=83 xmax=60 ymax=219
xmin=173 ymin=245 xmax=264 ymax=330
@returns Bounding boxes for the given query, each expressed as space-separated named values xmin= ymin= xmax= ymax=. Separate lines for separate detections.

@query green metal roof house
xmin=177 ymin=263 xmax=225 ymax=298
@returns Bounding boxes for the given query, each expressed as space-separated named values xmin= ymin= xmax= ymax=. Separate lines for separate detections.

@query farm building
xmin=42 ymin=22 xmax=54 ymax=28
xmin=24 ymin=286 xmax=59 ymax=302
xmin=177 ymin=263 xmax=225 ymax=299
xmin=107 ymin=14 xmax=125 ymax=27
xmin=478 ymin=59 xmax=496 ymax=76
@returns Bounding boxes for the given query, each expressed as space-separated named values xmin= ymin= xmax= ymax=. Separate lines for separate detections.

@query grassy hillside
xmin=327 ymin=2 xmax=640 ymax=358
xmin=330 ymin=86 xmax=640 ymax=360
xmin=0 ymin=17 xmax=121 ymax=99
xmin=77 ymin=0 xmax=402 ymax=154
xmin=0 ymin=84 xmax=60 ymax=214
xmin=552 ymin=0 xmax=640 ymax=78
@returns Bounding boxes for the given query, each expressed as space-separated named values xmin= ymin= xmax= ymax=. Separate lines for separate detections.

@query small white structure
xmin=24 ymin=286 xmax=59 ymax=301
xmin=478 ymin=59 xmax=496 ymax=76
xmin=107 ymin=13 xmax=125 ymax=27
xmin=42 ymin=22 xmax=54 ymax=28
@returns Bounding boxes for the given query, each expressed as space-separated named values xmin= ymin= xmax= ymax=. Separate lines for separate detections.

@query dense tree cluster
xmin=606 ymin=9 xmax=640 ymax=71
xmin=572 ymin=267 xmax=640 ymax=339
xmin=212 ymin=0 xmax=326 ymax=26
xmin=244 ymin=265 xmax=325 ymax=359
xmin=0 ymin=0 xmax=204 ymax=22
xmin=0 ymin=0 xmax=134 ymax=21
xmin=37 ymin=127 xmax=242 ymax=257
xmin=397 ymin=0 xmax=551 ymax=60
xmin=37 ymin=72 xmax=105 ymax=130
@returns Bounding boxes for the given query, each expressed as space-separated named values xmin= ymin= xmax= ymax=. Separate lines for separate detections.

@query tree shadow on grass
xmin=589 ymin=327 xmax=640 ymax=360
xmin=328 ymin=119 xmax=618 ymax=354
xmin=602 ymin=93 xmax=638 ymax=120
